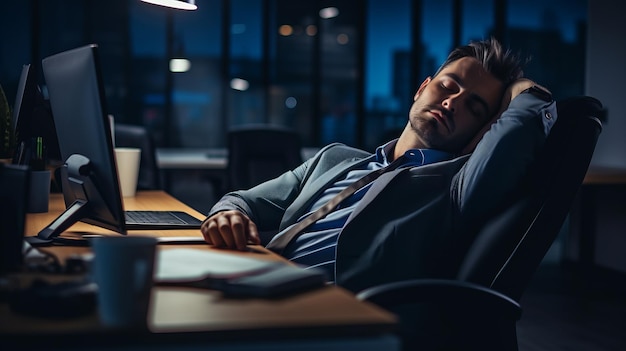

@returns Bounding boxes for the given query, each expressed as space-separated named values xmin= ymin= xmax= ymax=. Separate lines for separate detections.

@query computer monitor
xmin=25 ymin=44 xmax=127 ymax=245
xmin=11 ymin=64 xmax=61 ymax=167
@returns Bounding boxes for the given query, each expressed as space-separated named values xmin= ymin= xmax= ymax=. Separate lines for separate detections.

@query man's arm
xmin=201 ymin=161 xmax=311 ymax=250
xmin=452 ymin=79 xmax=557 ymax=223
xmin=200 ymin=141 xmax=349 ymax=250
xmin=201 ymin=142 xmax=369 ymax=250
xmin=461 ymin=78 xmax=540 ymax=154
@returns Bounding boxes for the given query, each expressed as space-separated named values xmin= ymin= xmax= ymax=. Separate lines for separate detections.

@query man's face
xmin=407 ymin=57 xmax=503 ymax=153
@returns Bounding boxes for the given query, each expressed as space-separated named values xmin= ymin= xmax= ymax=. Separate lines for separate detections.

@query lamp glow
xmin=169 ymin=58 xmax=191 ymax=72
xmin=230 ymin=78 xmax=249 ymax=91
xmin=141 ymin=0 xmax=197 ymax=10
xmin=319 ymin=7 xmax=339 ymax=19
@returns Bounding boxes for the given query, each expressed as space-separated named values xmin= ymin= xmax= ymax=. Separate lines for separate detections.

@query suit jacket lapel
xmin=344 ymin=155 xmax=471 ymax=225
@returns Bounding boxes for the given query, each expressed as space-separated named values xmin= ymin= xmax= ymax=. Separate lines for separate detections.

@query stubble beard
xmin=408 ymin=108 xmax=444 ymax=150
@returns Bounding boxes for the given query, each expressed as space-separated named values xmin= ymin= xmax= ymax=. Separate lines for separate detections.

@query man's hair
xmin=434 ymin=37 xmax=524 ymax=87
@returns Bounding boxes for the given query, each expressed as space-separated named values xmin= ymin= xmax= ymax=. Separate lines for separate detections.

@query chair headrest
xmin=455 ymin=96 xmax=603 ymax=300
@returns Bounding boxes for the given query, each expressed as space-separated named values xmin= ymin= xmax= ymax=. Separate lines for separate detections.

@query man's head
xmin=398 ymin=38 xmax=524 ymax=155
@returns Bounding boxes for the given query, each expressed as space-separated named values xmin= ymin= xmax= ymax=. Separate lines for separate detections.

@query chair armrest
xmin=357 ymin=279 xmax=522 ymax=321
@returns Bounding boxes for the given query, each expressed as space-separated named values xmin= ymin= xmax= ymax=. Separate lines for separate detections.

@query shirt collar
xmin=375 ymin=139 xmax=453 ymax=167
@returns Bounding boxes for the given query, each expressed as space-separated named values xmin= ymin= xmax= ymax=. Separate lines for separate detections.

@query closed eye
xmin=439 ymin=74 xmax=462 ymax=91
xmin=440 ymin=80 xmax=458 ymax=92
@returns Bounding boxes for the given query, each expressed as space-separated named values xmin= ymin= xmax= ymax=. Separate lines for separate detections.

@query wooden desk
xmin=583 ymin=166 xmax=626 ymax=184
xmin=2 ymin=191 xmax=398 ymax=350
xmin=570 ymin=166 xmax=626 ymax=273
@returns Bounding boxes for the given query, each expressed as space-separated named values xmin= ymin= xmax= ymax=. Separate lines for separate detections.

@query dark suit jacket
xmin=209 ymin=93 xmax=557 ymax=293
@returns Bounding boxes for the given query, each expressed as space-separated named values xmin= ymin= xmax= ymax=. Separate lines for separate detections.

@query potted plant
xmin=0 ymin=83 xmax=16 ymax=161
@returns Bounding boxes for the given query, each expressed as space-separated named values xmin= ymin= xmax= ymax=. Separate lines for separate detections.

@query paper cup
xmin=115 ymin=147 xmax=141 ymax=197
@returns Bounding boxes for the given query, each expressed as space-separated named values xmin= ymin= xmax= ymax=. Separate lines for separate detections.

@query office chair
xmin=0 ymin=164 xmax=30 ymax=274
xmin=356 ymin=96 xmax=604 ymax=351
xmin=226 ymin=124 xmax=302 ymax=192
xmin=114 ymin=123 xmax=161 ymax=190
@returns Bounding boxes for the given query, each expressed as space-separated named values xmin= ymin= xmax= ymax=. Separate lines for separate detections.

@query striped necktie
xmin=266 ymin=155 xmax=406 ymax=253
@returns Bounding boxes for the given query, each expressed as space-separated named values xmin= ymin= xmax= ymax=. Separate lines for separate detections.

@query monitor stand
xmin=25 ymin=199 xmax=90 ymax=246
xmin=25 ymin=154 xmax=101 ymax=246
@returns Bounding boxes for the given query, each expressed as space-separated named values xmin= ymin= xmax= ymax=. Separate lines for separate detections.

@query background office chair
xmin=0 ymin=164 xmax=30 ymax=274
xmin=356 ymin=96 xmax=604 ymax=351
xmin=226 ymin=124 xmax=302 ymax=192
xmin=114 ymin=123 xmax=161 ymax=190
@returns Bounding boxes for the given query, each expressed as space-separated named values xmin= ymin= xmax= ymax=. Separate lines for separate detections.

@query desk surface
xmin=583 ymin=166 xmax=626 ymax=184
xmin=2 ymin=191 xmax=396 ymax=347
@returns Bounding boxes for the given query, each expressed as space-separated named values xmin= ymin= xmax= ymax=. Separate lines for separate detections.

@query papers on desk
xmin=154 ymin=248 xmax=328 ymax=297
xmin=155 ymin=248 xmax=279 ymax=283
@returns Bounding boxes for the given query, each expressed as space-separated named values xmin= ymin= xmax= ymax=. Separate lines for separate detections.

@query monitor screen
xmin=11 ymin=64 xmax=61 ymax=167
xmin=26 ymin=44 xmax=127 ymax=245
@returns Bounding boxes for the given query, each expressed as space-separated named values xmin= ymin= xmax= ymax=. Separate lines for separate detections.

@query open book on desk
xmin=155 ymin=248 xmax=327 ymax=297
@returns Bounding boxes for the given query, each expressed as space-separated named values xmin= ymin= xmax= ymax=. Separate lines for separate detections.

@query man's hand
xmin=201 ymin=210 xmax=261 ymax=250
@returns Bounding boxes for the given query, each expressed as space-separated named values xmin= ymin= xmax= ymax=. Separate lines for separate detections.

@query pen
xmin=37 ymin=136 xmax=42 ymax=160
xmin=31 ymin=136 xmax=45 ymax=171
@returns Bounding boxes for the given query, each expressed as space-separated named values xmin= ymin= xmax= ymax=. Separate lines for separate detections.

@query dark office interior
xmin=1 ymin=0 xmax=625 ymax=350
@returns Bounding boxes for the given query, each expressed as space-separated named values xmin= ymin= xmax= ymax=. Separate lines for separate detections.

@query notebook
xmin=155 ymin=248 xmax=327 ymax=297
xmin=125 ymin=210 xmax=203 ymax=229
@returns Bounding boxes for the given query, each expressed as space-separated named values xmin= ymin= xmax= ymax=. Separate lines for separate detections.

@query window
xmin=0 ymin=0 xmax=588 ymax=151
xmin=364 ymin=0 xmax=412 ymax=150
xmin=506 ymin=0 xmax=587 ymax=99
xmin=228 ymin=0 xmax=265 ymax=130
xmin=130 ymin=0 xmax=223 ymax=148
xmin=0 ymin=1 xmax=31 ymax=102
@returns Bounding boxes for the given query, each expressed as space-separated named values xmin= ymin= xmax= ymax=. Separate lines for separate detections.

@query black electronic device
xmin=9 ymin=279 xmax=97 ymax=319
xmin=215 ymin=264 xmax=328 ymax=298
xmin=25 ymin=44 xmax=201 ymax=247
xmin=11 ymin=64 xmax=61 ymax=167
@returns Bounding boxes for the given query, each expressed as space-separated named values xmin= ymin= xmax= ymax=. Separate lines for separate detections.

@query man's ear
xmin=414 ymin=77 xmax=432 ymax=100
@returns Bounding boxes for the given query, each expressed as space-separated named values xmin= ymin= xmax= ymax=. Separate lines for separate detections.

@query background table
xmin=567 ymin=166 xmax=626 ymax=275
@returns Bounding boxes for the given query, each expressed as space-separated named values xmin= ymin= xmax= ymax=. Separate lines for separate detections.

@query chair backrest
xmin=456 ymin=96 xmax=603 ymax=301
xmin=114 ymin=123 xmax=161 ymax=190
xmin=0 ymin=163 xmax=30 ymax=273
xmin=227 ymin=124 xmax=302 ymax=191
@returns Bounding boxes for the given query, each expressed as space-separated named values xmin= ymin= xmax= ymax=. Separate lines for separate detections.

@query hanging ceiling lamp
xmin=140 ymin=0 xmax=197 ymax=11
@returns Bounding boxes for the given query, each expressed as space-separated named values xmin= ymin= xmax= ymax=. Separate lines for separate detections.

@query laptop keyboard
xmin=126 ymin=211 xmax=189 ymax=225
